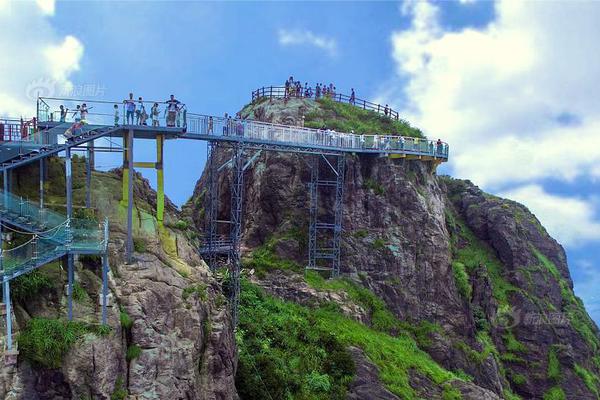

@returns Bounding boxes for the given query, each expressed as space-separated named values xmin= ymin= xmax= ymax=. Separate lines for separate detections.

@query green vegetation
xmin=451 ymin=262 xmax=472 ymax=300
xmin=126 ymin=345 xmax=141 ymax=361
xmin=510 ymin=373 xmax=527 ymax=386
xmin=363 ymin=178 xmax=385 ymax=196
xmin=574 ymin=364 xmax=600 ymax=397
xmin=304 ymin=97 xmax=423 ymax=137
xmin=236 ymin=281 xmax=354 ymax=400
xmin=111 ymin=377 xmax=127 ymax=400
xmin=353 ymin=229 xmax=368 ymax=239
xmin=72 ymin=282 xmax=89 ymax=303
xmin=18 ymin=318 xmax=109 ymax=369
xmin=236 ymin=281 xmax=463 ymax=400
xmin=244 ymin=236 xmax=302 ymax=277
xmin=174 ymin=220 xmax=189 ymax=230
xmin=305 ymin=271 xmax=441 ymax=349
xmin=372 ymin=238 xmax=386 ymax=251
xmin=11 ymin=269 xmax=54 ymax=302
xmin=547 ymin=346 xmax=561 ymax=381
xmin=133 ymin=237 xmax=147 ymax=253
xmin=533 ymin=249 xmax=600 ymax=352
xmin=543 ymin=386 xmax=566 ymax=400
xmin=503 ymin=331 xmax=528 ymax=354
xmin=182 ymin=284 xmax=208 ymax=302
xmin=120 ymin=309 xmax=133 ymax=330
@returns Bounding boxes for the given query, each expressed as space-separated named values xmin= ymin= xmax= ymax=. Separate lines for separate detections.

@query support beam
xmin=229 ymin=143 xmax=245 ymax=326
xmin=67 ymin=255 xmax=74 ymax=320
xmin=332 ymin=155 xmax=345 ymax=277
xmin=126 ymin=130 xmax=134 ymax=264
xmin=87 ymin=141 xmax=95 ymax=170
xmin=65 ymin=147 xmax=72 ymax=219
xmin=205 ymin=141 xmax=219 ymax=270
xmin=39 ymin=158 xmax=44 ymax=208
xmin=308 ymin=155 xmax=318 ymax=270
xmin=156 ymin=134 xmax=164 ymax=227
xmin=3 ymin=279 xmax=11 ymax=350
xmin=102 ymin=254 xmax=109 ymax=325
xmin=3 ymin=169 xmax=8 ymax=207
xmin=85 ymin=147 xmax=92 ymax=208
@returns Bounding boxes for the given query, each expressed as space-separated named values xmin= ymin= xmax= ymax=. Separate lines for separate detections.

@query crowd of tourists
xmin=282 ymin=77 xmax=390 ymax=116
xmin=58 ymin=93 xmax=186 ymax=134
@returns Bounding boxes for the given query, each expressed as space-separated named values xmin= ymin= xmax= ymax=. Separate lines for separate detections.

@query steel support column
xmin=125 ymin=130 xmax=134 ymax=264
xmin=332 ymin=154 xmax=345 ymax=277
xmin=67 ymin=255 xmax=74 ymax=320
xmin=85 ymin=146 xmax=92 ymax=208
xmin=306 ymin=154 xmax=345 ymax=277
xmin=39 ymin=159 xmax=44 ymax=208
xmin=229 ymin=143 xmax=245 ymax=326
xmin=156 ymin=134 xmax=165 ymax=227
xmin=101 ymin=219 xmax=109 ymax=325
xmin=3 ymin=169 xmax=8 ymax=207
xmin=205 ymin=141 xmax=219 ymax=270
xmin=3 ymin=279 xmax=11 ymax=350
xmin=308 ymin=155 xmax=318 ymax=270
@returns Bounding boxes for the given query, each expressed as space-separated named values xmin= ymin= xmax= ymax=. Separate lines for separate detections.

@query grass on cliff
xmin=237 ymin=279 xmax=464 ymax=400
xmin=18 ymin=318 xmax=110 ymax=369
xmin=304 ymin=97 xmax=423 ymax=137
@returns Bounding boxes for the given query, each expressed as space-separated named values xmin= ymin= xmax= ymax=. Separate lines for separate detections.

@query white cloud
xmin=36 ymin=0 xmax=55 ymax=15
xmin=278 ymin=29 xmax=337 ymax=57
xmin=499 ymin=185 xmax=600 ymax=246
xmin=0 ymin=1 xmax=83 ymax=117
xmin=385 ymin=0 xmax=600 ymax=189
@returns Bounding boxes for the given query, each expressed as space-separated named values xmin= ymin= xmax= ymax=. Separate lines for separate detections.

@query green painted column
xmin=156 ymin=134 xmax=164 ymax=227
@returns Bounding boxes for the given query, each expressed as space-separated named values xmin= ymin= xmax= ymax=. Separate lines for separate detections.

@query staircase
xmin=0 ymin=123 xmax=118 ymax=171
xmin=0 ymin=191 xmax=106 ymax=280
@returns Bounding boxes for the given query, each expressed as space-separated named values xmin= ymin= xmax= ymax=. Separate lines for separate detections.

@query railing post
xmin=32 ymin=235 xmax=38 ymax=262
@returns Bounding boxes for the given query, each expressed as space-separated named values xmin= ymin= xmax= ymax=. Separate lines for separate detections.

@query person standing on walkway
xmin=350 ymin=88 xmax=356 ymax=105
xmin=151 ymin=103 xmax=160 ymax=127
xmin=165 ymin=95 xmax=180 ymax=127
xmin=59 ymin=105 xmax=68 ymax=123
xmin=208 ymin=116 xmax=213 ymax=134
xmin=114 ymin=104 xmax=120 ymax=126
xmin=124 ymin=93 xmax=136 ymax=124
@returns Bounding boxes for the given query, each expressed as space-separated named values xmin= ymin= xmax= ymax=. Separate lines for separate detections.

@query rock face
xmin=2 ymin=169 xmax=238 ymax=400
xmin=185 ymin=98 xmax=600 ymax=399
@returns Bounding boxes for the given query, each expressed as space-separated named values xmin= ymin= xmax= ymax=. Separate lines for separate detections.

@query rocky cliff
xmin=1 ymin=160 xmax=237 ymax=400
xmin=183 ymin=97 xmax=600 ymax=400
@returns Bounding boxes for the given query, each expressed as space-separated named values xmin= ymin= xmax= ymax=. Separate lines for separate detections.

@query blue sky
xmin=1 ymin=0 xmax=599 ymax=325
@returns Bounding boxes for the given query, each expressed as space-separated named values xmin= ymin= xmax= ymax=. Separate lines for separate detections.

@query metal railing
xmin=0 ymin=118 xmax=38 ymax=142
xmin=251 ymin=86 xmax=400 ymax=120
xmin=186 ymin=114 xmax=449 ymax=158
xmin=30 ymin=96 xmax=449 ymax=159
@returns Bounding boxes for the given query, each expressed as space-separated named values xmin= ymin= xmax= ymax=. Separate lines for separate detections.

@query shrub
xmin=18 ymin=318 xmax=102 ymax=369
xmin=12 ymin=270 xmax=53 ymax=302
xmin=543 ymin=386 xmax=566 ymax=400
xmin=452 ymin=262 xmax=471 ymax=300
xmin=353 ymin=229 xmax=368 ymax=239
xmin=182 ymin=284 xmax=208 ymax=302
xmin=372 ymin=238 xmax=386 ymax=250
xmin=174 ymin=220 xmax=188 ymax=230
xmin=235 ymin=281 xmax=354 ymax=400
xmin=111 ymin=377 xmax=127 ymax=400
xmin=126 ymin=345 xmax=141 ymax=361
xmin=363 ymin=178 xmax=385 ymax=196
xmin=120 ymin=310 xmax=133 ymax=330
xmin=133 ymin=237 xmax=147 ymax=253
xmin=547 ymin=346 xmax=561 ymax=381
xmin=72 ymin=282 xmax=89 ymax=303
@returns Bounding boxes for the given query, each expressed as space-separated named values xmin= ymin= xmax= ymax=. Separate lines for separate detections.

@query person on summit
xmin=165 ymin=95 xmax=180 ymax=127
xmin=349 ymin=88 xmax=356 ymax=105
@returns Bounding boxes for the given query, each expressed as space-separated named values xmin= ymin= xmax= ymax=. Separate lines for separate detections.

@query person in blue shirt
xmin=123 ymin=93 xmax=136 ymax=124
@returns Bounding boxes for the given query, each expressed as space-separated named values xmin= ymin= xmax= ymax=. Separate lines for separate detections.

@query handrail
xmin=25 ymin=96 xmax=449 ymax=159
xmin=251 ymin=86 xmax=400 ymax=120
